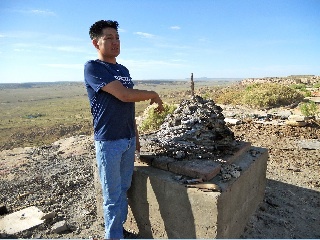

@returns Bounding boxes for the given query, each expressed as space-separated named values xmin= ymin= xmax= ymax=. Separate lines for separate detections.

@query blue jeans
xmin=95 ymin=137 xmax=136 ymax=239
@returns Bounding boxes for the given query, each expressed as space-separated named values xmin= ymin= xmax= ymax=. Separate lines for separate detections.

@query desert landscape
xmin=0 ymin=78 xmax=319 ymax=239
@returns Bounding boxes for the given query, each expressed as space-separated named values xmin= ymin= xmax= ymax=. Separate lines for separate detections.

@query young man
xmin=84 ymin=20 xmax=164 ymax=239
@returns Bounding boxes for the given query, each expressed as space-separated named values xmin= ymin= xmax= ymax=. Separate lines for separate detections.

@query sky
xmin=0 ymin=0 xmax=319 ymax=83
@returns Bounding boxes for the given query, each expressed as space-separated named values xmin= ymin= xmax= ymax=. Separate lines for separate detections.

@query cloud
xmin=9 ymin=8 xmax=56 ymax=16
xmin=117 ymin=58 xmax=191 ymax=79
xmin=170 ymin=26 xmax=181 ymax=30
xmin=42 ymin=64 xmax=83 ymax=69
xmin=0 ymin=31 xmax=45 ymax=39
xmin=119 ymin=58 xmax=187 ymax=69
xmin=0 ymin=31 xmax=74 ymax=41
xmin=8 ymin=42 xmax=88 ymax=54
xmin=13 ymin=48 xmax=31 ymax=52
xmin=134 ymin=32 xmax=155 ymax=39
xmin=55 ymin=46 xmax=87 ymax=53
xmin=198 ymin=37 xmax=210 ymax=42
xmin=29 ymin=9 xmax=56 ymax=16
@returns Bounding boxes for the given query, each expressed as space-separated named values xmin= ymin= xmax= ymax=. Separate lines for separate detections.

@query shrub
xmin=24 ymin=113 xmax=46 ymax=119
xmin=214 ymin=86 xmax=244 ymax=105
xmin=300 ymin=101 xmax=319 ymax=117
xmin=303 ymin=91 xmax=312 ymax=97
xmin=214 ymin=83 xmax=305 ymax=109
xmin=138 ymin=103 xmax=177 ymax=133
xmin=290 ymin=84 xmax=312 ymax=97
xmin=290 ymin=84 xmax=307 ymax=90
xmin=201 ymin=92 xmax=211 ymax=100
xmin=313 ymin=82 xmax=320 ymax=88
xmin=242 ymin=83 xmax=305 ymax=108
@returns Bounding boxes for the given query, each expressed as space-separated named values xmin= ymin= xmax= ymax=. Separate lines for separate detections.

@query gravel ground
xmin=0 ymin=106 xmax=320 ymax=239
xmin=230 ymin=122 xmax=320 ymax=239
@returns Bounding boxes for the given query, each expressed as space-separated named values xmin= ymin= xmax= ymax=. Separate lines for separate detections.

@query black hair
xmin=89 ymin=20 xmax=119 ymax=40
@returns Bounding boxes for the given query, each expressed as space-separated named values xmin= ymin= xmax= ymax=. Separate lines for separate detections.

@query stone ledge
xmin=137 ymin=141 xmax=251 ymax=181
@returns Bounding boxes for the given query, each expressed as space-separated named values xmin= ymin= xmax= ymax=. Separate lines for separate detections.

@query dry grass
xmin=0 ymin=80 xmax=227 ymax=150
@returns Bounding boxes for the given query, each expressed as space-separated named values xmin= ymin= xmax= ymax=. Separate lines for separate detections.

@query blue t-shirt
xmin=84 ymin=59 xmax=135 ymax=141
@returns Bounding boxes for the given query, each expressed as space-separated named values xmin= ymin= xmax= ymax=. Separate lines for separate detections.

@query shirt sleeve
xmin=84 ymin=60 xmax=116 ymax=92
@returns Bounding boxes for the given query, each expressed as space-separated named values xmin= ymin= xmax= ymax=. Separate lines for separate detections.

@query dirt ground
xmin=230 ymin=122 xmax=320 ymax=238
xmin=0 ymin=106 xmax=319 ymax=239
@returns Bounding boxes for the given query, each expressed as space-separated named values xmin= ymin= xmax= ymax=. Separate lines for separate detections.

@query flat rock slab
xmin=286 ymin=120 xmax=307 ymax=127
xmin=0 ymin=206 xmax=44 ymax=234
xmin=137 ymin=141 xmax=251 ymax=181
xmin=298 ymin=140 xmax=320 ymax=150
xmin=306 ymin=97 xmax=320 ymax=103
xmin=288 ymin=115 xmax=307 ymax=121
xmin=168 ymin=159 xmax=222 ymax=181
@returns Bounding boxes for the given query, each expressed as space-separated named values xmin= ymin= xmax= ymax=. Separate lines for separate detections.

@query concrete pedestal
xmin=124 ymin=145 xmax=268 ymax=239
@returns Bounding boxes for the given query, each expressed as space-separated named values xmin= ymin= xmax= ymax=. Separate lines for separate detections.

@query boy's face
xmin=94 ymin=27 xmax=120 ymax=60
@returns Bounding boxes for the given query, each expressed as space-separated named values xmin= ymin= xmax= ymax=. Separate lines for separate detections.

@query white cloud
xmin=12 ymin=8 xmax=56 ymax=16
xmin=198 ymin=37 xmax=210 ymax=42
xmin=134 ymin=32 xmax=155 ymax=39
xmin=122 ymin=59 xmax=184 ymax=67
xmin=170 ymin=26 xmax=181 ymax=30
xmin=118 ymin=58 xmax=189 ymax=78
xmin=121 ymin=58 xmax=190 ymax=79
xmin=42 ymin=64 xmax=83 ymax=69
xmin=30 ymin=9 xmax=56 ymax=16
xmin=8 ymin=42 xmax=89 ymax=54
xmin=13 ymin=48 xmax=31 ymax=52
xmin=55 ymin=46 xmax=87 ymax=53
xmin=0 ymin=31 xmax=78 ymax=41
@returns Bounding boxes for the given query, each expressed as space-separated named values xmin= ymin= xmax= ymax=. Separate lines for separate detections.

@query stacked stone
xmin=141 ymin=95 xmax=235 ymax=160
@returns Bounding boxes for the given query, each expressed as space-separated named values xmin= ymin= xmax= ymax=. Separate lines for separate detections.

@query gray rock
xmin=224 ymin=118 xmax=241 ymax=125
xmin=51 ymin=220 xmax=68 ymax=233
xmin=40 ymin=211 xmax=56 ymax=220
xmin=298 ymin=140 xmax=320 ymax=150
xmin=288 ymin=115 xmax=307 ymax=121
xmin=0 ymin=204 xmax=8 ymax=215
xmin=272 ymin=110 xmax=292 ymax=120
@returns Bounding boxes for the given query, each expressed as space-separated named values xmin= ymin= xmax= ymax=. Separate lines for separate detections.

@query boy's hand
xmin=150 ymin=95 xmax=164 ymax=113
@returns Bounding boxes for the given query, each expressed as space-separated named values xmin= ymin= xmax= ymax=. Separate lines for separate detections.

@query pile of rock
xmin=141 ymin=95 xmax=236 ymax=161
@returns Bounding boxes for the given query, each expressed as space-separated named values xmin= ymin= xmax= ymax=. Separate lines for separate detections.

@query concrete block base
xmin=124 ymin=145 xmax=268 ymax=239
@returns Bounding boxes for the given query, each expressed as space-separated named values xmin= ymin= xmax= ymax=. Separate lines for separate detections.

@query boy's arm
xmin=101 ymin=80 xmax=164 ymax=112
